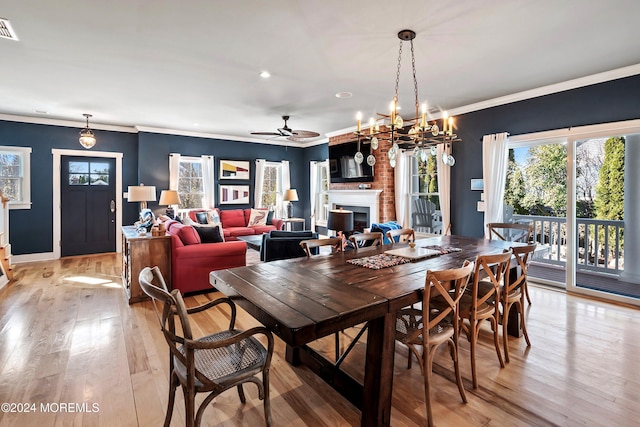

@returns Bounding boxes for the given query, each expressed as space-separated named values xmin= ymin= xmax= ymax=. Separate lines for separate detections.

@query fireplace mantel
xmin=328 ymin=189 xmax=383 ymax=225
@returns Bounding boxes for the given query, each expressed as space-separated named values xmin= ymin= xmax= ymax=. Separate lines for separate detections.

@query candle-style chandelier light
xmin=354 ymin=29 xmax=461 ymax=168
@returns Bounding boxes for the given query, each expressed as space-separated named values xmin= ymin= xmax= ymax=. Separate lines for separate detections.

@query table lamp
xmin=327 ymin=209 xmax=354 ymax=251
xmin=127 ymin=184 xmax=156 ymax=211
xmin=283 ymin=188 xmax=299 ymax=219
xmin=159 ymin=189 xmax=181 ymax=219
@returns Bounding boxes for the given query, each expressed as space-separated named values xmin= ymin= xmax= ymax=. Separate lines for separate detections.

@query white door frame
xmin=52 ymin=149 xmax=123 ymax=259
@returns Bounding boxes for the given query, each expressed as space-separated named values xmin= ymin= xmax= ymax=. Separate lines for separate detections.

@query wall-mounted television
xmin=328 ymin=140 xmax=374 ymax=183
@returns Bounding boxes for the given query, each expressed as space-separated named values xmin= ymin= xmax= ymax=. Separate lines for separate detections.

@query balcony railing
xmin=513 ymin=214 xmax=624 ymax=274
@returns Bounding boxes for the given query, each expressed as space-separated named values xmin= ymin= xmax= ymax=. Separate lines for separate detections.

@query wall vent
xmin=0 ymin=18 xmax=19 ymax=41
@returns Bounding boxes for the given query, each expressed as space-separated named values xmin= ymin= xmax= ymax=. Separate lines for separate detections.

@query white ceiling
xmin=2 ymin=1 xmax=640 ymax=145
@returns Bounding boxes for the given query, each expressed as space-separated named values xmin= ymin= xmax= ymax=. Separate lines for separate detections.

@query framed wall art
xmin=219 ymin=185 xmax=250 ymax=205
xmin=219 ymin=159 xmax=250 ymax=180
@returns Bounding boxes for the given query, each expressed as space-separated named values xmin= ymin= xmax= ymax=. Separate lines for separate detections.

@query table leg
xmin=361 ymin=312 xmax=395 ymax=427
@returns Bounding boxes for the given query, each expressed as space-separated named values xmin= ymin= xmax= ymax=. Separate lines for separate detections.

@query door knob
xmin=110 ymin=200 xmax=116 ymax=212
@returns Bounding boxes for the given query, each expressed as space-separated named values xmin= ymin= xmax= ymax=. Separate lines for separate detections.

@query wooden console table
xmin=121 ymin=226 xmax=171 ymax=304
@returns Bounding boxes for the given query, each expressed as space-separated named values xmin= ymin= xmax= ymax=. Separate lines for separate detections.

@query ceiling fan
xmin=250 ymin=115 xmax=320 ymax=141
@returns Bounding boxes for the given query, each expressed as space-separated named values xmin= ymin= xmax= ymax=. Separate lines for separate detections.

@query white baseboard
xmin=12 ymin=252 xmax=57 ymax=264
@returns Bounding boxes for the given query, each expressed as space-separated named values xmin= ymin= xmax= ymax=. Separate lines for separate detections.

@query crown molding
xmin=0 ymin=113 xmax=137 ymax=133
xmin=448 ymin=63 xmax=640 ymax=117
xmin=135 ymin=126 xmax=328 ymax=147
xmin=328 ymin=64 xmax=640 ymax=137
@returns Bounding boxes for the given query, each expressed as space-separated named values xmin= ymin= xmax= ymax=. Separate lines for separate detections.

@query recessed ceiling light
xmin=259 ymin=71 xmax=271 ymax=78
xmin=335 ymin=92 xmax=353 ymax=99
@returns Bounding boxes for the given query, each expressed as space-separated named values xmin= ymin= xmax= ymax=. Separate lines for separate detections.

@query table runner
xmin=347 ymin=253 xmax=412 ymax=270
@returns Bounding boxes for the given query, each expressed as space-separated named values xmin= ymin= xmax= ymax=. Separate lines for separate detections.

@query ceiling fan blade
xmin=250 ymin=131 xmax=282 ymax=136
xmin=291 ymin=129 xmax=320 ymax=138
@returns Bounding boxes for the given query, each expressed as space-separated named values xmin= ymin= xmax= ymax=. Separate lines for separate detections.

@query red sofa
xmin=189 ymin=208 xmax=284 ymax=240
xmin=165 ymin=220 xmax=246 ymax=294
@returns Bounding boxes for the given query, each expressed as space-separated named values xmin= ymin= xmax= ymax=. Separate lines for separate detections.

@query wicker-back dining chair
xmin=299 ymin=237 xmax=343 ymax=256
xmin=348 ymin=232 xmax=383 ymax=250
xmin=500 ymin=244 xmax=536 ymax=362
xmin=487 ymin=222 xmax=534 ymax=304
xmin=458 ymin=251 xmax=511 ymax=388
xmin=139 ymin=266 xmax=274 ymax=427
xmin=386 ymin=228 xmax=416 ymax=246
xmin=395 ymin=261 xmax=474 ymax=426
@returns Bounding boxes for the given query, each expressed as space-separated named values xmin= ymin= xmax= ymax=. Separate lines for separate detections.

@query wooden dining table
xmin=209 ymin=235 xmax=519 ymax=426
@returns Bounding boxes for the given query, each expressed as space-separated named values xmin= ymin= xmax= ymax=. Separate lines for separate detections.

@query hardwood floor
xmin=1 ymin=253 xmax=639 ymax=426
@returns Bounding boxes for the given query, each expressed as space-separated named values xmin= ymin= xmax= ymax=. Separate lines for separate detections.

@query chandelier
xmin=79 ymin=113 xmax=97 ymax=149
xmin=354 ymin=29 xmax=461 ymax=168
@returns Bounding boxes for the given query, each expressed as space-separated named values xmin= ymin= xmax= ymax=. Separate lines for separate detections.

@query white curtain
xmin=482 ymin=132 xmax=510 ymax=237
xmin=169 ymin=153 xmax=181 ymax=191
xmin=309 ymin=161 xmax=319 ymax=230
xmin=254 ymin=159 xmax=266 ymax=208
xmin=394 ymin=151 xmax=411 ymax=227
xmin=201 ymin=155 xmax=215 ymax=208
xmin=278 ymin=160 xmax=291 ymax=218
xmin=436 ymin=144 xmax=451 ymax=234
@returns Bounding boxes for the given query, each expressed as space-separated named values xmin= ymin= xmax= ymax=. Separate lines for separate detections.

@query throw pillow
xmin=195 ymin=212 xmax=209 ymax=224
xmin=248 ymin=208 xmax=268 ymax=226
xmin=182 ymin=216 xmax=196 ymax=226
xmin=194 ymin=225 xmax=224 ymax=243
xmin=177 ymin=225 xmax=201 ymax=245
xmin=266 ymin=210 xmax=274 ymax=225
xmin=206 ymin=209 xmax=220 ymax=224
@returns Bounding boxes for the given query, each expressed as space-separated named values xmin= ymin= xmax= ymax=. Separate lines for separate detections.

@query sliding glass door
xmin=508 ymin=120 xmax=640 ymax=304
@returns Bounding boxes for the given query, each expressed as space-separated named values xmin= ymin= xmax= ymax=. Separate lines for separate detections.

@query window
xmin=177 ymin=157 xmax=204 ymax=209
xmin=314 ymin=161 xmax=330 ymax=225
xmin=260 ymin=163 xmax=281 ymax=208
xmin=67 ymin=160 xmax=110 ymax=185
xmin=255 ymin=160 xmax=290 ymax=218
xmin=409 ymin=153 xmax=440 ymax=232
xmin=169 ymin=154 xmax=214 ymax=211
xmin=0 ymin=146 xmax=31 ymax=209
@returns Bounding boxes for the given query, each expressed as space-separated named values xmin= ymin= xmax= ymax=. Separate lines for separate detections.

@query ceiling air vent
xmin=0 ymin=18 xmax=19 ymax=41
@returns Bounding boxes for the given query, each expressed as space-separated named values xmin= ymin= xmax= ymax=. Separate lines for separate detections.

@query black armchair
xmin=260 ymin=230 xmax=318 ymax=262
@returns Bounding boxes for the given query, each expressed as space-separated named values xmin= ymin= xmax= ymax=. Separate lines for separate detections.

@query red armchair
xmin=165 ymin=220 xmax=246 ymax=294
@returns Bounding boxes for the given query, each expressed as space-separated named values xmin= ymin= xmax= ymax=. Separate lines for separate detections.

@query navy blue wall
xmin=0 ymin=120 xmax=139 ymax=255
xmin=137 ymin=132 xmax=306 ymax=219
xmin=451 ymin=74 xmax=640 ymax=238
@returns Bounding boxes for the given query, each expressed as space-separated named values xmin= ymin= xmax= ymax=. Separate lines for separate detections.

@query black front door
xmin=61 ymin=156 xmax=116 ymax=257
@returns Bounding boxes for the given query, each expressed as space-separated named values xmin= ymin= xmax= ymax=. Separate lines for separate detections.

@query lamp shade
xmin=159 ymin=189 xmax=180 ymax=206
xmin=283 ymin=188 xmax=299 ymax=202
xmin=327 ymin=209 xmax=354 ymax=232
xmin=127 ymin=185 xmax=156 ymax=202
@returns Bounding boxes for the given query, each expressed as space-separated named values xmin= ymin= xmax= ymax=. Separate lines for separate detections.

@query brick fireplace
xmin=328 ymin=131 xmax=396 ymax=223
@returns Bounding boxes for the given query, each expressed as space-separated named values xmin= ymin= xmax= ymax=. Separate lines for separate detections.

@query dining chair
xmin=348 ymin=231 xmax=383 ymax=250
xmin=139 ymin=266 xmax=274 ymax=427
xmin=300 ymin=237 xmax=364 ymax=362
xmin=300 ymin=237 xmax=343 ymax=256
xmin=487 ymin=222 xmax=534 ymax=304
xmin=386 ymin=228 xmax=415 ymax=246
xmin=486 ymin=222 xmax=533 ymax=243
xmin=500 ymin=244 xmax=536 ymax=362
xmin=458 ymin=251 xmax=511 ymax=389
xmin=395 ymin=261 xmax=474 ymax=427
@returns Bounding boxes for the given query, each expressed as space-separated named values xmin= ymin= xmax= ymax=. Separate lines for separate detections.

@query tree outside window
xmin=0 ymin=152 xmax=24 ymax=202
xmin=261 ymin=164 xmax=279 ymax=208
xmin=177 ymin=158 xmax=204 ymax=209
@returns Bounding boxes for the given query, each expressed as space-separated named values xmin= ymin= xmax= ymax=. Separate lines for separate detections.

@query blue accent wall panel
xmin=137 ymin=132 xmax=306 ymax=218
xmin=0 ymin=120 xmax=139 ymax=255
xmin=452 ymin=74 xmax=640 ymax=238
